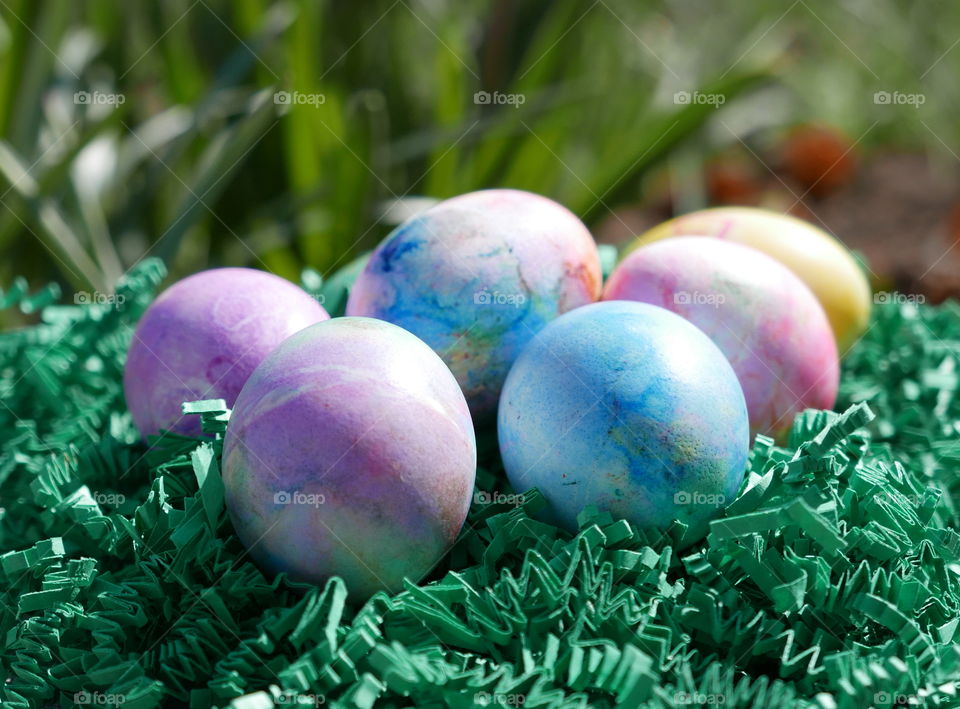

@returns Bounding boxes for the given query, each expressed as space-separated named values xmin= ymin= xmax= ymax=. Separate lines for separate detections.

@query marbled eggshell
xmin=627 ymin=206 xmax=871 ymax=351
xmin=604 ymin=236 xmax=839 ymax=437
xmin=346 ymin=189 xmax=601 ymax=420
xmin=222 ymin=317 xmax=476 ymax=599
xmin=498 ymin=300 xmax=749 ymax=543
xmin=124 ymin=268 xmax=329 ymax=439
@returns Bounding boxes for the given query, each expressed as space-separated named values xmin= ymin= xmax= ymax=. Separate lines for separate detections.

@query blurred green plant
xmin=9 ymin=0 xmax=949 ymax=302
xmin=0 ymin=0 xmax=780 ymax=302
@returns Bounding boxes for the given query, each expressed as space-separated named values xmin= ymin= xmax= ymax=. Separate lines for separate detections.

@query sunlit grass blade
xmin=153 ymin=88 xmax=278 ymax=264
xmin=579 ymin=69 xmax=772 ymax=222
xmin=0 ymin=140 xmax=104 ymax=289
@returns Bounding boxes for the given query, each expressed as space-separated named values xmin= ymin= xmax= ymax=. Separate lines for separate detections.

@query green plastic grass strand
xmin=3 ymin=271 xmax=960 ymax=707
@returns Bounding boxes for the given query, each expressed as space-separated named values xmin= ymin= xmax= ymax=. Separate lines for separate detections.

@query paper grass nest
xmin=1 ymin=259 xmax=959 ymax=708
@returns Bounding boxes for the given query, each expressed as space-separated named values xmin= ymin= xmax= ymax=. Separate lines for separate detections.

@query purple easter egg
xmin=222 ymin=317 xmax=476 ymax=597
xmin=124 ymin=268 xmax=329 ymax=438
xmin=603 ymin=236 xmax=839 ymax=436
xmin=346 ymin=189 xmax=601 ymax=420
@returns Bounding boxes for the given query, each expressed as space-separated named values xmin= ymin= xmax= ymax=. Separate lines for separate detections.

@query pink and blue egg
xmin=603 ymin=236 xmax=839 ymax=437
xmin=498 ymin=300 xmax=750 ymax=542
xmin=123 ymin=267 xmax=329 ymax=439
xmin=222 ymin=317 xmax=476 ymax=598
xmin=346 ymin=189 xmax=601 ymax=420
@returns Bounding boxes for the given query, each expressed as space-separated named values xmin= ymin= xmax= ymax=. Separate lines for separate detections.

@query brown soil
xmin=595 ymin=151 xmax=960 ymax=303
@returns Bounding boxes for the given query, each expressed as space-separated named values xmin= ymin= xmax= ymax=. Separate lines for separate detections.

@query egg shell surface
xmin=626 ymin=206 xmax=871 ymax=351
xmin=222 ymin=317 xmax=477 ymax=598
xmin=497 ymin=300 xmax=749 ymax=541
xmin=346 ymin=189 xmax=602 ymax=420
xmin=604 ymin=236 xmax=839 ymax=437
xmin=124 ymin=268 xmax=329 ymax=438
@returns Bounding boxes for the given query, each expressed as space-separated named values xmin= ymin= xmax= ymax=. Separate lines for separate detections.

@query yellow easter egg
xmin=626 ymin=206 xmax=871 ymax=352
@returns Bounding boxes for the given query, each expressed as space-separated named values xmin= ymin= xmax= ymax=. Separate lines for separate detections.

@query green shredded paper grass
xmin=2 ymin=259 xmax=960 ymax=708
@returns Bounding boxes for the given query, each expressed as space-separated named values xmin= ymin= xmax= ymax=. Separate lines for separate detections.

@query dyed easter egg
xmin=498 ymin=301 xmax=749 ymax=541
xmin=627 ymin=206 xmax=871 ymax=351
xmin=604 ymin=237 xmax=839 ymax=437
xmin=222 ymin=317 xmax=476 ymax=597
xmin=346 ymin=189 xmax=601 ymax=420
xmin=124 ymin=268 xmax=328 ymax=438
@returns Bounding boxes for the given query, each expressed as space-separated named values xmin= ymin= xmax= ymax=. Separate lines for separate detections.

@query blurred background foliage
xmin=0 ymin=0 xmax=955 ymax=311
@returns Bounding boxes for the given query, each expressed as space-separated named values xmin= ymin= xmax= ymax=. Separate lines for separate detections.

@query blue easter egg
xmin=497 ymin=300 xmax=749 ymax=541
xmin=346 ymin=189 xmax=601 ymax=421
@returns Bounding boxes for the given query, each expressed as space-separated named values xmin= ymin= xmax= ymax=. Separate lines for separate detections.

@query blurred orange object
xmin=780 ymin=124 xmax=857 ymax=197
xmin=948 ymin=201 xmax=960 ymax=247
xmin=706 ymin=160 xmax=763 ymax=205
